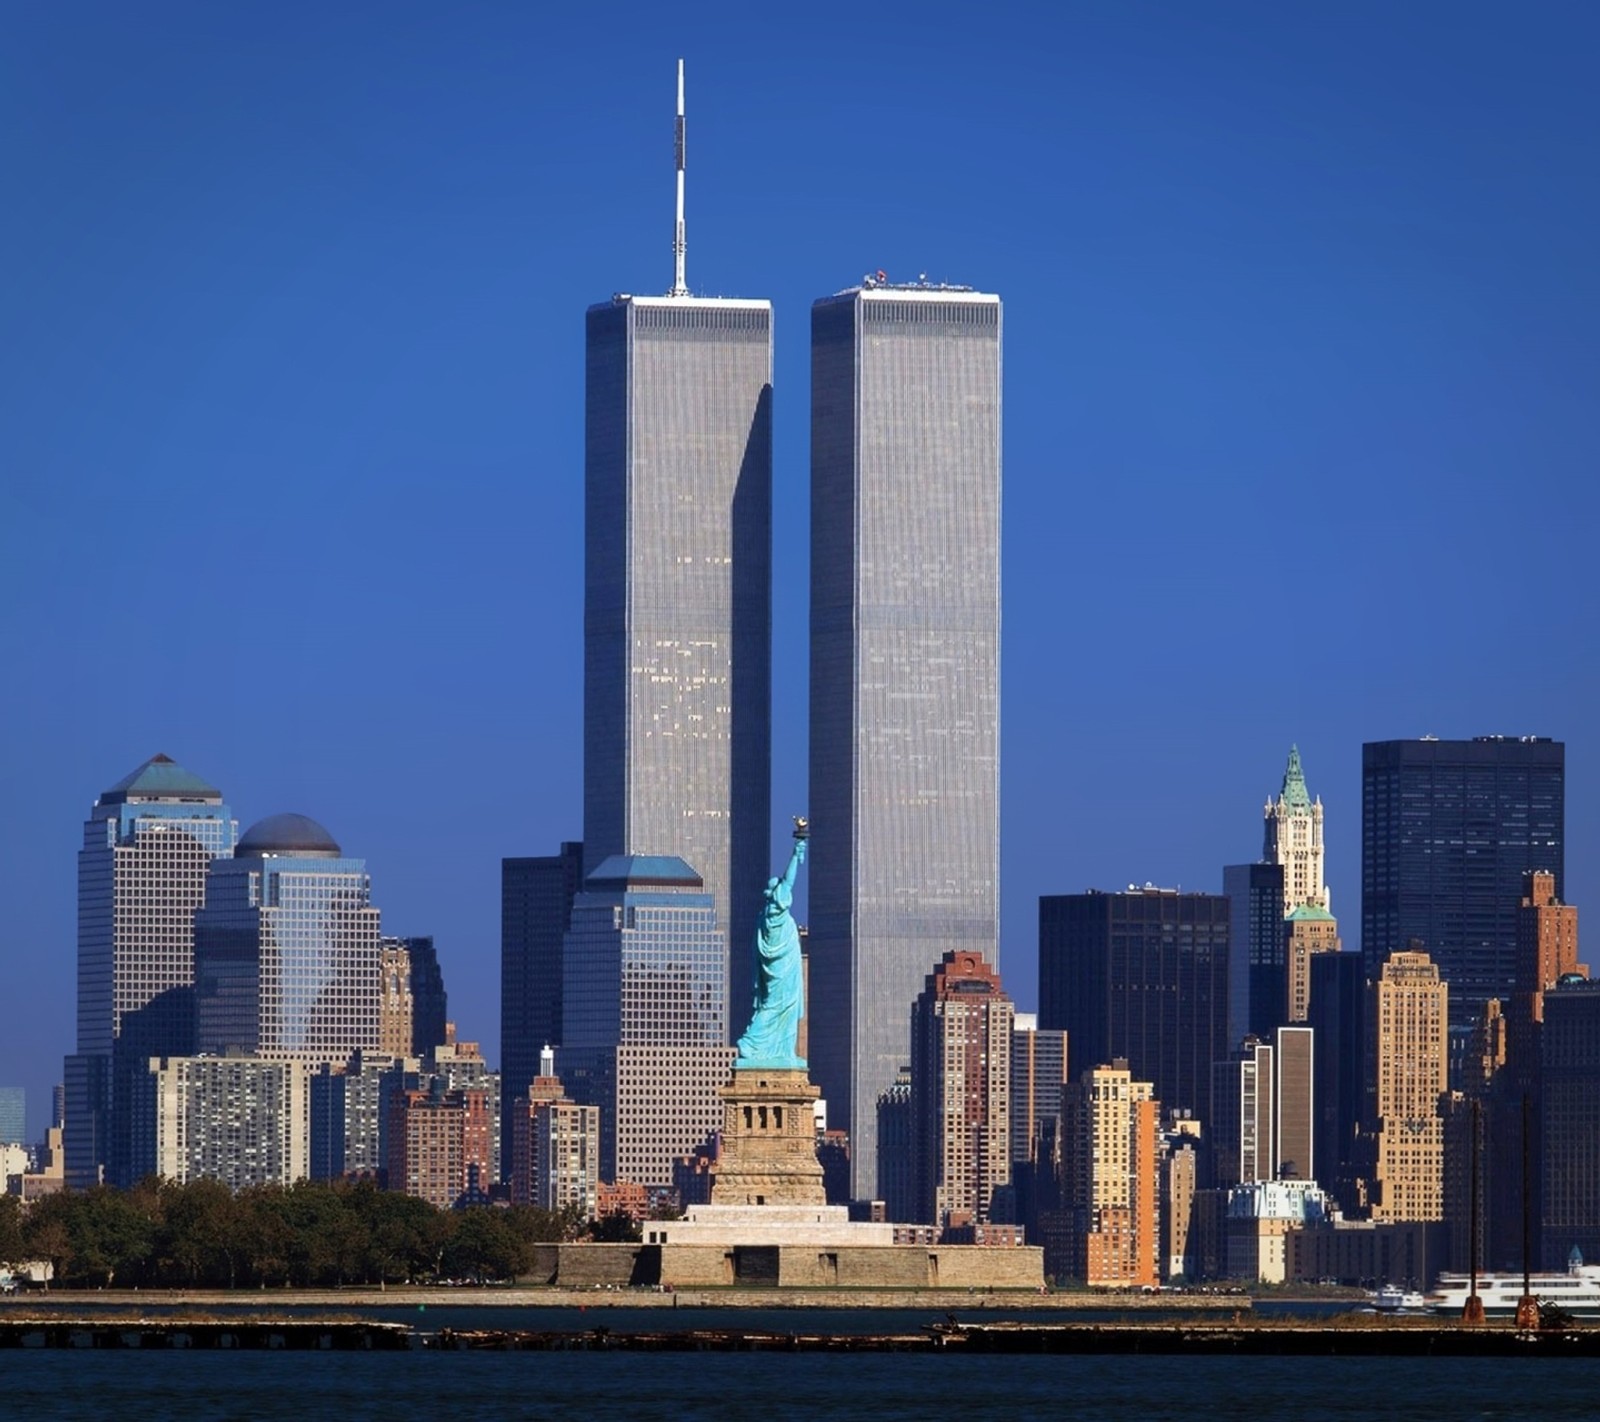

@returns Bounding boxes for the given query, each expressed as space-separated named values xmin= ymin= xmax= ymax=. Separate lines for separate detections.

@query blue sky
xmin=2 ymin=2 xmax=1596 ymax=1139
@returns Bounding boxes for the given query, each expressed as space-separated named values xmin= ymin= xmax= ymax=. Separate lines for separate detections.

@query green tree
xmin=347 ymin=1184 xmax=446 ymax=1284
xmin=156 ymin=1178 xmax=246 ymax=1287
xmin=21 ymin=1192 xmax=75 ymax=1285
xmin=0 ymin=1194 xmax=26 ymax=1267
xmin=440 ymin=1207 xmax=529 ymax=1282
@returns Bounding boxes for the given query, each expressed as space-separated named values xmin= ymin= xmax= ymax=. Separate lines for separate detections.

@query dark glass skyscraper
xmin=1039 ymin=888 xmax=1230 ymax=1124
xmin=1223 ymin=861 xmax=1286 ymax=1047
xmin=808 ymin=283 xmax=1002 ymax=1201
xmin=583 ymin=295 xmax=772 ymax=1034
xmin=501 ymin=843 xmax=584 ymax=1102
xmin=1361 ymin=736 xmax=1564 ymax=1032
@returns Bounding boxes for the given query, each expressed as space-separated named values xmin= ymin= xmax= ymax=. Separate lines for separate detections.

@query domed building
xmin=193 ymin=812 xmax=383 ymax=1067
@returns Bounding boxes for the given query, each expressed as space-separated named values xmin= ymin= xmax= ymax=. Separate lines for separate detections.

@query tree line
xmin=0 ymin=1179 xmax=615 ymax=1289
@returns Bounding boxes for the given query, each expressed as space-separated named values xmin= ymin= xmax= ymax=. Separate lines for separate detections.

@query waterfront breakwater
xmin=2 ymin=1313 xmax=1597 ymax=1356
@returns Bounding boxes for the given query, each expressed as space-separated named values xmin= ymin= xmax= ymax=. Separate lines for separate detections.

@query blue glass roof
xmin=101 ymin=753 xmax=222 ymax=804
xmin=586 ymin=854 xmax=704 ymax=888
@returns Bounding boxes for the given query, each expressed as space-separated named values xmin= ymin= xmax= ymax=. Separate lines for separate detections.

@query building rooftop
xmin=584 ymin=854 xmax=705 ymax=891
xmin=100 ymin=753 xmax=223 ymax=805
xmin=1277 ymin=745 xmax=1312 ymax=810
xmin=236 ymin=813 xmax=342 ymax=859
xmin=1287 ymin=904 xmax=1337 ymax=922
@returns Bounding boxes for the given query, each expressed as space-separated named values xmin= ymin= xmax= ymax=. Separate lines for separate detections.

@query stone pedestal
xmin=710 ymin=1067 xmax=826 ymax=1207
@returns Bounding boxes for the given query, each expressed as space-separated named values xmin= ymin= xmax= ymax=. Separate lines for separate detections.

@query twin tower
xmin=582 ymin=69 xmax=1002 ymax=1203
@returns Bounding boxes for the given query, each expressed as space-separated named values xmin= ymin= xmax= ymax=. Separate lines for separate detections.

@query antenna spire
xmin=671 ymin=59 xmax=688 ymax=296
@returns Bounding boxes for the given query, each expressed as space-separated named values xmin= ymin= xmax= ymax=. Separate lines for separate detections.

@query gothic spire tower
xmin=583 ymin=61 xmax=773 ymax=1029
xmin=1264 ymin=745 xmax=1329 ymax=916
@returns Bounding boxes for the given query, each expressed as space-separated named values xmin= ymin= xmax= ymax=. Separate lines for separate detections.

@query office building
xmin=1284 ymin=905 xmax=1341 ymax=1024
xmin=131 ymin=1054 xmax=308 ymax=1189
xmin=909 ymin=950 xmax=1013 ymax=1225
xmin=808 ymin=280 xmax=1002 ymax=1201
xmin=501 ymin=842 xmax=585 ymax=1102
xmin=68 ymin=754 xmax=237 ymax=1188
xmin=1540 ymin=978 xmax=1600 ymax=1269
xmin=1210 ymin=1026 xmax=1313 ymax=1189
xmin=1011 ymin=1015 xmax=1068 ymax=1168
xmin=402 ymin=936 xmax=448 ymax=1058
xmin=1307 ymin=950 xmax=1366 ymax=1216
xmin=561 ymin=855 xmax=732 ymax=1186
xmin=1361 ymin=736 xmax=1564 ymax=1042
xmin=876 ymin=1067 xmax=915 ymax=1223
xmin=1162 ymin=1116 xmax=1206 ymax=1281
xmin=1370 ymin=950 xmax=1448 ymax=1222
xmin=0 ymin=1089 xmax=22 ymax=1146
xmin=583 ymin=77 xmax=773 ymax=1031
xmin=378 ymin=939 xmax=414 ymax=1057
xmin=1263 ymin=746 xmax=1330 ymax=915
xmin=1040 ymin=888 xmax=1230 ymax=1125
xmin=1223 ymin=862 xmax=1286 ymax=1046
xmin=194 ymin=814 xmax=383 ymax=1067
xmin=387 ymin=1081 xmax=491 ymax=1209
xmin=1059 ymin=1061 xmax=1160 ymax=1288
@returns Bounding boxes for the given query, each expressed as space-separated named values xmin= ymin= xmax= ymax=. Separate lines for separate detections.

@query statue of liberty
xmin=734 ymin=818 xmax=808 ymax=1070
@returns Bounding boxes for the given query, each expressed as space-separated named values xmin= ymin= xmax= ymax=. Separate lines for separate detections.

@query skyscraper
xmin=1039 ymin=888 xmax=1230 ymax=1125
xmin=1307 ymin=950 xmax=1365 ymax=1215
xmin=808 ymin=280 xmax=1002 ymax=1201
xmin=67 ymin=754 xmax=237 ymax=1188
xmin=377 ymin=939 xmax=414 ymax=1057
xmin=1361 ymin=736 xmax=1564 ymax=1041
xmin=561 ymin=855 xmax=733 ymax=1186
xmin=1264 ymin=746 xmax=1329 ymax=915
xmin=404 ymin=936 xmax=449 ymax=1058
xmin=0 ymin=1089 xmax=23 ymax=1146
xmin=1059 ymin=1061 xmax=1160 ymax=1288
xmin=909 ymin=950 xmax=1014 ymax=1226
xmin=501 ymin=842 xmax=585 ymax=1101
xmin=583 ymin=66 xmax=771 ymax=1034
xmin=1222 ymin=861 xmax=1286 ymax=1046
xmin=1369 ymin=949 xmax=1448 ymax=1222
xmin=1540 ymin=977 xmax=1600 ymax=1268
xmin=193 ymin=813 xmax=382 ymax=1067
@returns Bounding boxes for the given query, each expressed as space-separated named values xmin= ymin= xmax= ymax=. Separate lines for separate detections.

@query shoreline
xmin=0 ymin=1285 xmax=1250 ymax=1311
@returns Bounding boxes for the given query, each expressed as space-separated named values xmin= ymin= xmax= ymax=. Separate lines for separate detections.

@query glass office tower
xmin=583 ymin=295 xmax=772 ymax=1036
xmin=194 ymin=813 xmax=382 ymax=1066
xmin=1361 ymin=736 xmax=1564 ymax=1044
xmin=808 ymin=282 xmax=1002 ymax=1201
xmin=68 ymin=754 xmax=237 ymax=1188
xmin=561 ymin=854 xmax=732 ymax=1186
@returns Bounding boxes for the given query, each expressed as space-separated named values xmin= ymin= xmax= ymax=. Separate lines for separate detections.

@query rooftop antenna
xmin=671 ymin=59 xmax=688 ymax=296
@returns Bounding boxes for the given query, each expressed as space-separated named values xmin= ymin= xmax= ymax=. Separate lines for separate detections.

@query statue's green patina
xmin=734 ymin=819 xmax=808 ymax=1070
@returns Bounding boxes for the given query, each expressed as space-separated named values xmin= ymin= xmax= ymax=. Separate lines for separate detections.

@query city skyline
xmin=3 ymin=5 xmax=1597 ymax=1139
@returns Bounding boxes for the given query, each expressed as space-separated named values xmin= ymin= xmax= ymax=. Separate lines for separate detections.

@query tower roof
xmin=585 ymin=854 xmax=704 ymax=890
xmin=100 ymin=753 xmax=223 ymax=805
xmin=1279 ymin=745 xmax=1313 ymax=810
xmin=236 ymin=813 xmax=342 ymax=858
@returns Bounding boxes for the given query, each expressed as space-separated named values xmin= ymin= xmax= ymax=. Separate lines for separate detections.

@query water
xmin=5 ymin=1351 xmax=1599 ymax=1421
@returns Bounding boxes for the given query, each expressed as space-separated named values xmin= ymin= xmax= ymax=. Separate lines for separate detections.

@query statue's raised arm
xmin=734 ymin=817 xmax=808 ymax=1071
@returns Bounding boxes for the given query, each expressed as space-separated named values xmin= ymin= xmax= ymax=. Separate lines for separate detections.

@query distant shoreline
xmin=0 ymin=1285 xmax=1251 ymax=1312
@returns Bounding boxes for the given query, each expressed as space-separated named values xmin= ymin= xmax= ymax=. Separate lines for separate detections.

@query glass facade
xmin=808 ymin=287 xmax=1003 ymax=1202
xmin=1039 ymin=889 xmax=1231 ymax=1127
xmin=194 ymin=823 xmax=382 ymax=1067
xmin=69 ymin=755 xmax=236 ymax=1188
xmin=561 ymin=855 xmax=732 ymax=1183
xmin=584 ymin=297 xmax=772 ymax=1036
xmin=1223 ymin=861 xmax=1287 ymax=1046
xmin=1361 ymin=737 xmax=1565 ymax=1036
xmin=500 ymin=842 xmax=584 ymax=1104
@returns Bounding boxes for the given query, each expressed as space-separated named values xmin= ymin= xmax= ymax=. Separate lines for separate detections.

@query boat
xmin=1429 ymin=1248 xmax=1600 ymax=1318
xmin=1370 ymin=1284 xmax=1427 ymax=1312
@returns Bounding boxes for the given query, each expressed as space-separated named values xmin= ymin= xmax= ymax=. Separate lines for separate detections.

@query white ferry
xmin=1370 ymin=1285 xmax=1427 ymax=1312
xmin=1429 ymin=1249 xmax=1600 ymax=1317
